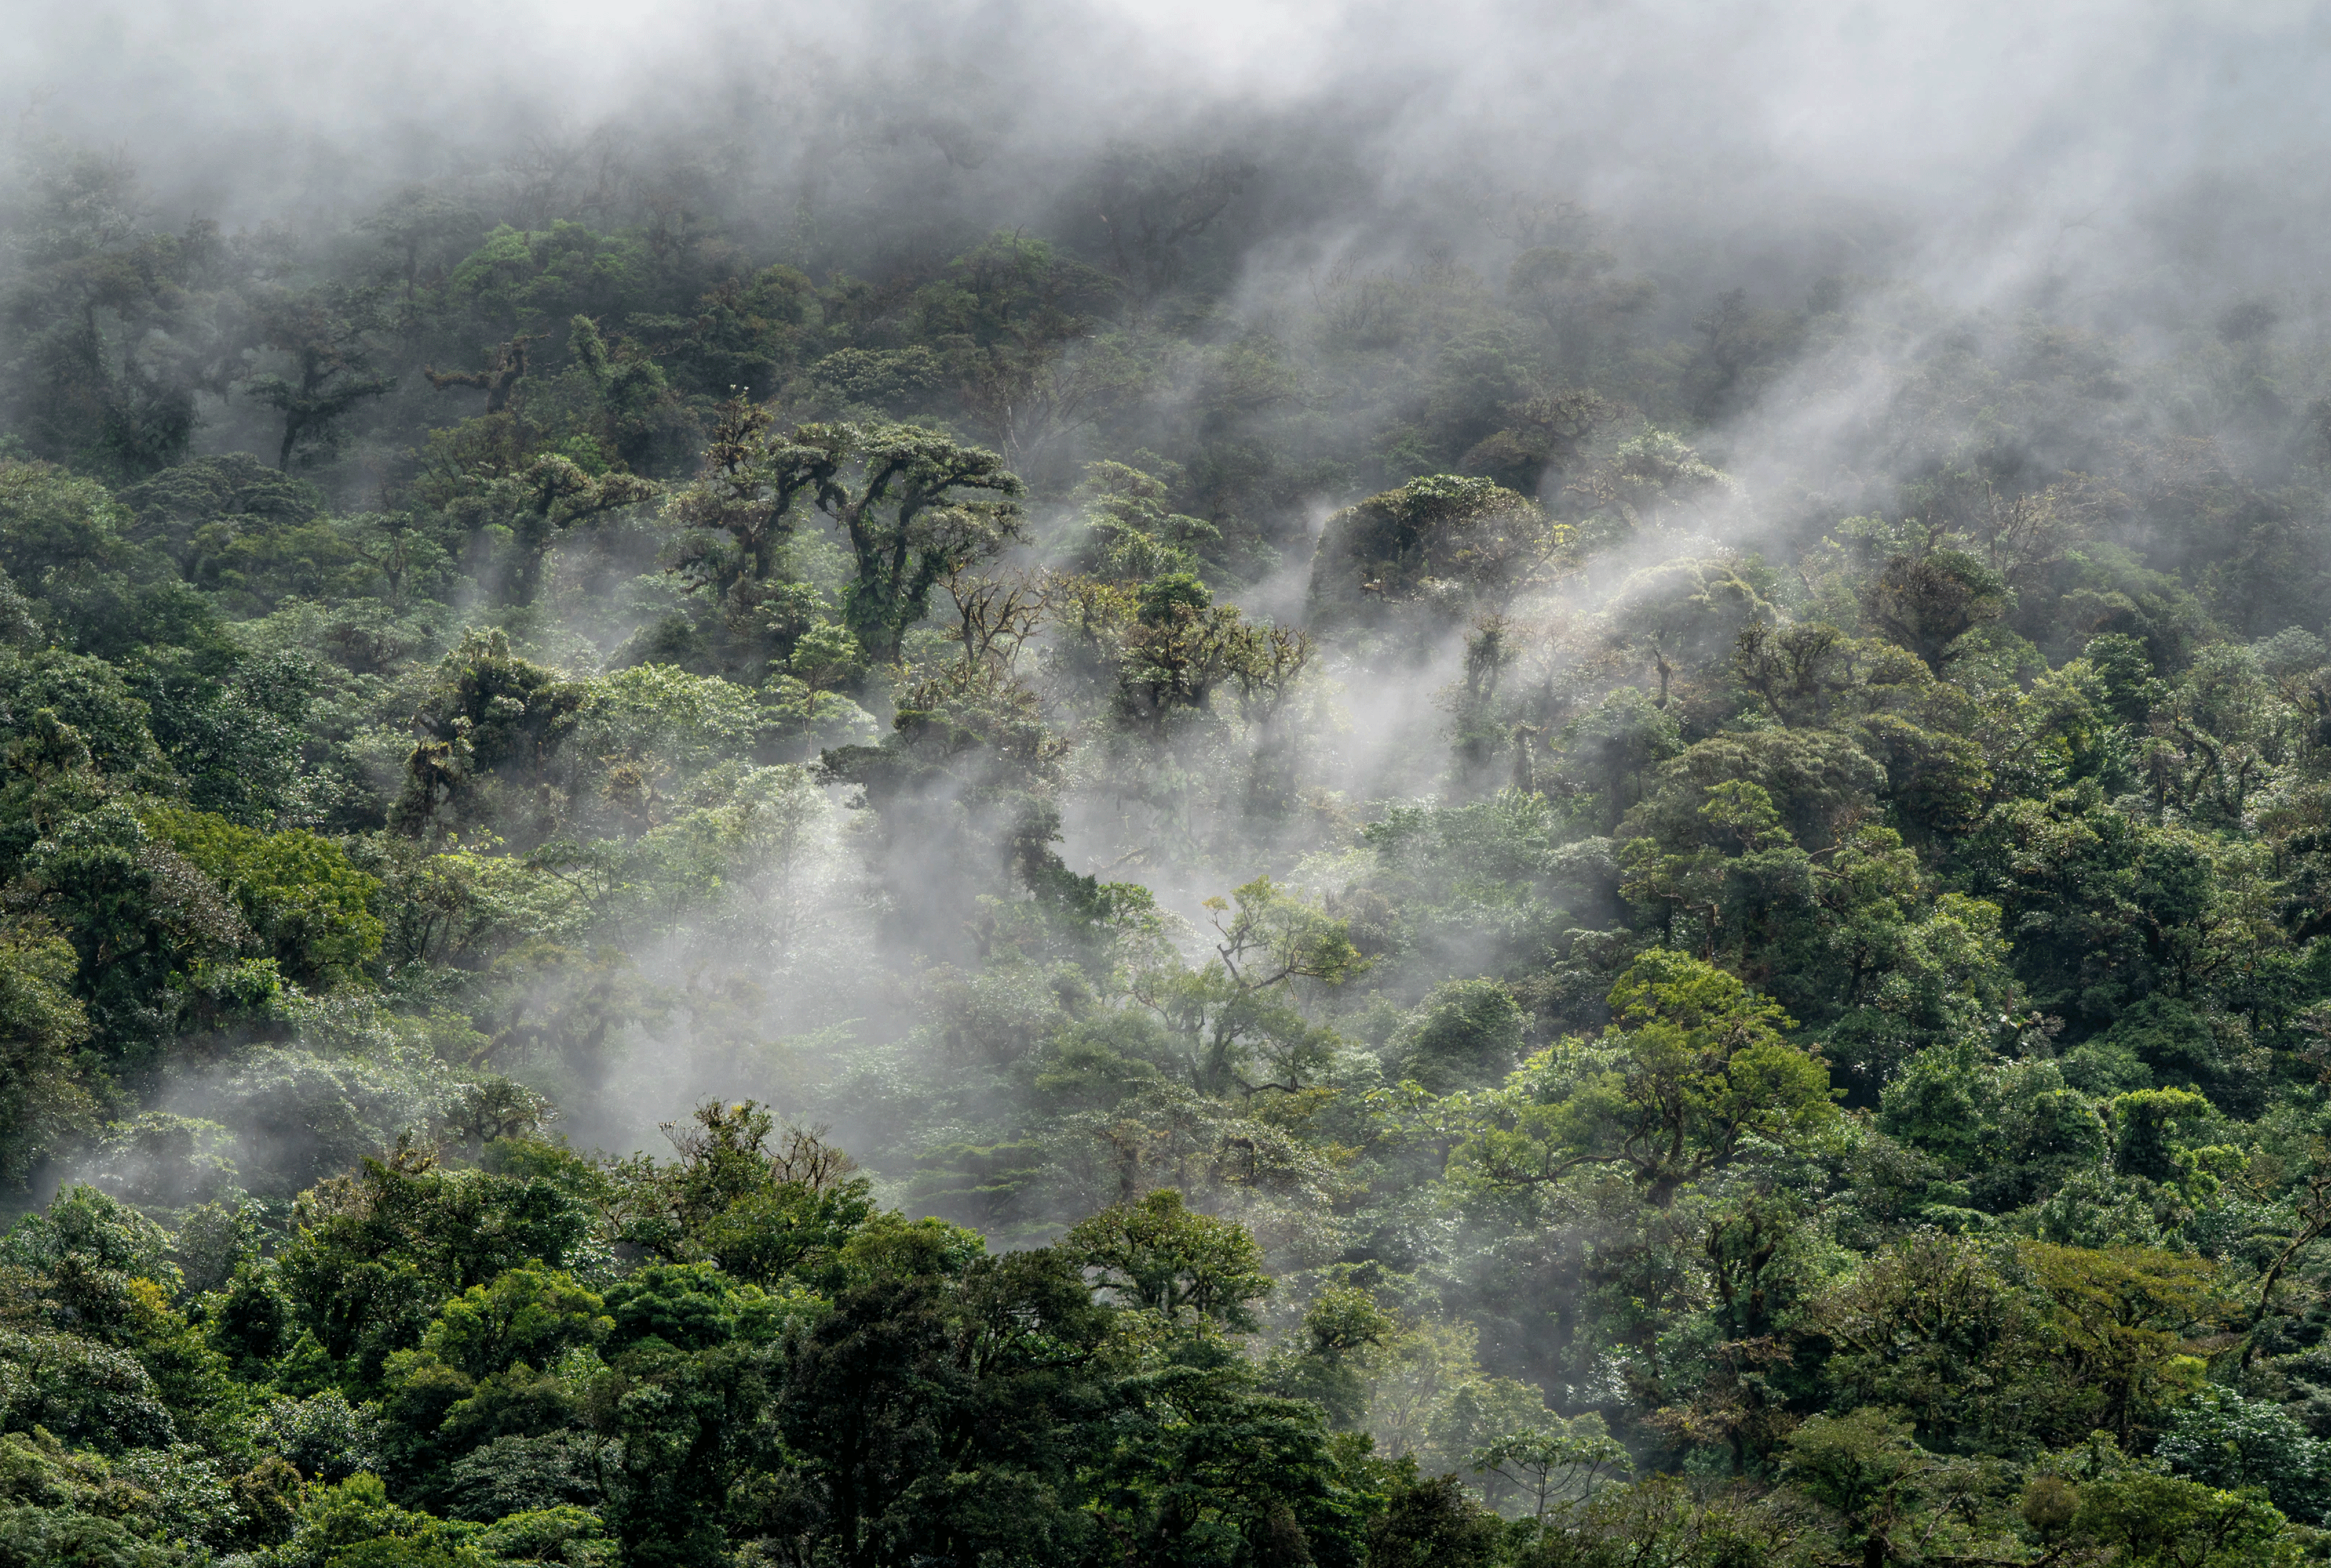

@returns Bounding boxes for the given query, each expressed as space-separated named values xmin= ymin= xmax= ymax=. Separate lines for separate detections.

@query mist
xmin=3 ymin=1 xmax=2331 ymax=1560
xmin=21 ymin=2 xmax=2329 ymax=289
xmin=8 ymin=0 xmax=2323 ymax=1217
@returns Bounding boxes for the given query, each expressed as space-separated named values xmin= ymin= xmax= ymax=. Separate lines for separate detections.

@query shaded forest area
xmin=2 ymin=83 xmax=2331 ymax=1568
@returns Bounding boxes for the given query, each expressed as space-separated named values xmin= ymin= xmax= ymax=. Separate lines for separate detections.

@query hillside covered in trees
xmin=4 ymin=7 xmax=2331 ymax=1563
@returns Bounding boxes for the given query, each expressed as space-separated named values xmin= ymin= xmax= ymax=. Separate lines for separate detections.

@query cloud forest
xmin=2 ymin=1 xmax=2331 ymax=1563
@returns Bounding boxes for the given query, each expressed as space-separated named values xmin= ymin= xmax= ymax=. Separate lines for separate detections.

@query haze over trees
xmin=0 ymin=1 xmax=2329 ymax=1563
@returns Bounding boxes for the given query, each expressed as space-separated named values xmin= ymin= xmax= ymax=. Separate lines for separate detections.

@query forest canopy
xmin=1 ymin=4 xmax=2331 ymax=1564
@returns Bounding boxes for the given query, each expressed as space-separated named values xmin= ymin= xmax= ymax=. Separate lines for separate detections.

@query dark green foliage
xmin=0 ymin=650 xmax=168 ymax=793
xmin=1959 ymin=784 xmax=2214 ymax=1030
xmin=2155 ymin=1388 xmax=2331 ymax=1521
xmin=815 ymin=421 xmax=1027 ymax=664
xmin=0 ymin=1502 xmax=188 ymax=1567
xmin=278 ymin=1147 xmax=596 ymax=1383
xmin=212 ymin=1264 xmax=296 ymax=1369
xmin=1064 ymin=1187 xmax=1274 ymax=1329
xmin=1385 ymin=979 xmax=1524 ymax=1095
xmin=0 ymin=921 xmax=94 ymax=1181
xmin=1366 ymin=1459 xmax=1508 ymax=1568
xmin=140 ymin=803 xmax=382 ymax=985
xmin=1864 ymin=547 xmax=2009 ymax=673
xmin=115 ymin=455 xmax=325 ymax=569
xmin=1308 ymin=474 xmax=1556 ymax=635
xmin=394 ymin=630 xmax=589 ymax=841
xmin=6 ymin=90 xmax=2331 ymax=1568
xmin=129 ymin=648 xmax=315 ymax=825
xmin=0 ymin=462 xmax=226 ymax=664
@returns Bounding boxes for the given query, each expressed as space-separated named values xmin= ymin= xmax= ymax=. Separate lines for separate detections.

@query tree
xmin=1682 ymin=288 xmax=1802 ymax=421
xmin=278 ymin=1143 xmax=596 ymax=1383
xmin=1456 ymin=949 xmax=1838 ymax=1206
xmin=376 ymin=1266 xmax=608 ymax=1491
xmin=1087 ymin=1351 xmax=1368 ymax=1568
xmin=393 ymin=630 xmax=589 ymax=842
xmin=1070 ymin=458 xmax=1219 ymax=582
xmin=2019 ymin=1241 xmax=2217 ymax=1444
xmin=1266 ymin=1285 xmax=1397 ymax=1428
xmin=665 ymin=394 xmax=828 ymax=592
xmin=131 ymin=647 xmax=316 ymax=826
xmin=1110 ymin=572 xmax=1313 ymax=746
xmin=1062 ymin=1187 xmax=1272 ymax=1331
xmin=1128 ymin=877 xmax=1362 ymax=1099
xmin=1568 ymin=430 xmax=1734 ymax=534
xmin=1731 ymin=619 xmax=1844 ymax=728
xmin=412 ymin=410 xmax=657 ymax=606
xmin=0 ymin=460 xmax=187 ymax=641
xmin=0 ymin=145 xmax=233 ymax=480
xmin=423 ymin=333 xmax=531 ymax=414
xmin=1958 ymin=782 xmax=2216 ymax=1030
xmin=1366 ymin=1459 xmax=1507 ymax=1568
xmin=2156 ymin=1389 xmax=2331 ymax=1522
xmin=1470 ymin=1413 xmax=1631 ymax=1522
xmin=1083 ymin=146 xmax=1255 ymax=299
xmin=1385 ymin=979 xmax=1525 ymax=1096
xmin=921 ymin=232 xmax=1127 ymax=473
xmin=139 ymin=803 xmax=384 ymax=988
xmin=1777 ymin=1407 xmax=1995 ymax=1568
xmin=358 ymin=182 xmax=480 ymax=316
xmin=499 ymin=450 xmax=656 ymax=600
xmin=1457 ymin=389 xmax=1623 ymax=494
xmin=116 ymin=452 xmax=324 ymax=569
xmin=16 ymin=803 xmax=251 ymax=1070
xmin=2071 ymin=1467 xmax=2295 ymax=1568
xmin=0 ymin=918 xmax=93 ymax=1184
xmin=1811 ymin=1232 xmax=2073 ymax=1454
xmin=796 ymin=422 xmax=1026 ymax=665
xmin=764 ymin=1273 xmax=959 ymax=1568
xmin=1306 ymin=473 xmax=1565 ymax=630
xmin=606 ymin=1101 xmax=875 ymax=1287
xmin=243 ymin=287 xmax=395 ymax=470
xmin=1865 ymin=546 xmax=2009 ymax=674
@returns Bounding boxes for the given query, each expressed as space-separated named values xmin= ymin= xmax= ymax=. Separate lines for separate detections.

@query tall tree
xmin=789 ymin=423 xmax=1025 ymax=665
xmin=243 ymin=287 xmax=395 ymax=470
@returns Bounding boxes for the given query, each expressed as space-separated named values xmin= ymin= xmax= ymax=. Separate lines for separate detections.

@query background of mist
xmin=20 ymin=0 xmax=2331 ymax=318
xmin=14 ymin=0 xmax=2331 ymax=1171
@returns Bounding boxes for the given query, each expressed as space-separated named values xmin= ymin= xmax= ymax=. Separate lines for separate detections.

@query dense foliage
xmin=3 ymin=110 xmax=2331 ymax=1568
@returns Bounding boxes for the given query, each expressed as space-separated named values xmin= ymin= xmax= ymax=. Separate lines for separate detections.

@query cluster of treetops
xmin=0 ymin=126 xmax=2327 ymax=1566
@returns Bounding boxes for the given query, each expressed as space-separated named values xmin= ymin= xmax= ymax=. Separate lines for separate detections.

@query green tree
xmin=0 ymin=460 xmax=227 ymax=663
xmin=1865 ymin=545 xmax=2009 ymax=674
xmin=278 ymin=1144 xmax=597 ymax=1386
xmin=788 ymin=423 xmax=1026 ymax=664
xmin=2072 ymin=1468 xmax=2298 ymax=1568
xmin=606 ymin=1101 xmax=875 ymax=1287
xmin=1777 ymin=1407 xmax=1999 ymax=1568
xmin=1456 ymin=949 xmax=1838 ymax=1206
xmin=141 ymin=804 xmax=382 ymax=987
xmin=1062 ymin=1188 xmax=1272 ymax=1331
xmin=1307 ymin=473 xmax=1564 ymax=630
xmin=394 ymin=630 xmax=589 ymax=843
xmin=1385 ymin=979 xmax=1525 ymax=1096
xmin=0 ymin=146 xmax=229 ymax=480
xmin=664 ymin=395 xmax=822 ymax=594
xmin=1070 ymin=458 xmax=1220 ymax=582
xmin=0 ymin=917 xmax=93 ymax=1185
xmin=2019 ymin=1241 xmax=2217 ymax=1444
xmin=1128 ymin=877 xmax=1360 ymax=1098
xmin=2157 ymin=1389 xmax=2331 ymax=1522
xmin=243 ymin=287 xmax=395 ymax=470
xmin=1470 ymin=1413 xmax=1632 ymax=1522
